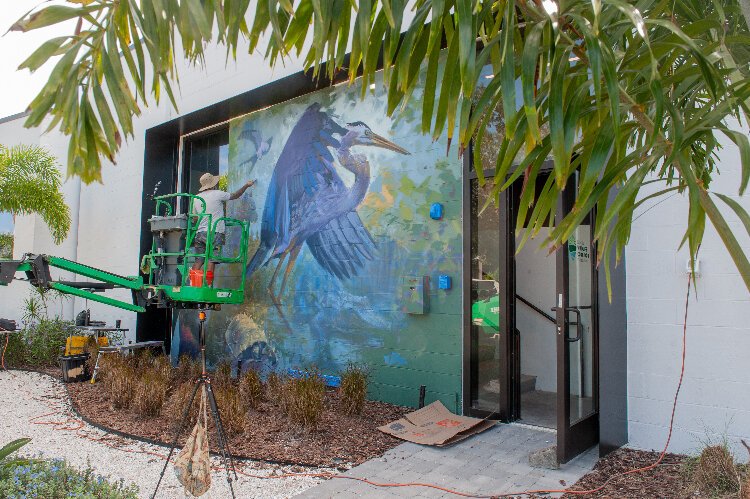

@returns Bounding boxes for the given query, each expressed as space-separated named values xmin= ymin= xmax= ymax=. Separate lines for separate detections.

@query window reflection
xmin=470 ymin=179 xmax=503 ymax=413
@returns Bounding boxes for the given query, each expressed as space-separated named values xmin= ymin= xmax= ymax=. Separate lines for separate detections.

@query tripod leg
xmin=206 ymin=383 xmax=238 ymax=480
xmin=205 ymin=383 xmax=237 ymax=497
xmin=151 ymin=380 xmax=202 ymax=499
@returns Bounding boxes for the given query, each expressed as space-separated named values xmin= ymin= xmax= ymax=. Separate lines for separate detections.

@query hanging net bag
xmin=174 ymin=385 xmax=212 ymax=496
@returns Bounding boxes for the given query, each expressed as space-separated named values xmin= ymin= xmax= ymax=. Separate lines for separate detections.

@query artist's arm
xmin=229 ymin=179 xmax=255 ymax=200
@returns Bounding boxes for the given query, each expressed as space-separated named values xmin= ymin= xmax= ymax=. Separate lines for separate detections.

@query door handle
xmin=551 ymin=306 xmax=583 ymax=342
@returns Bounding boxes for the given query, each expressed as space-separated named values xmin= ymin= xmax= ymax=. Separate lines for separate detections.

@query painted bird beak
xmin=369 ymin=132 xmax=411 ymax=155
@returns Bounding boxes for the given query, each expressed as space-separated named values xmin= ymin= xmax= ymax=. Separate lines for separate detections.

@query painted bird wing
xmin=306 ymin=211 xmax=377 ymax=279
xmin=246 ymin=104 xmax=345 ymax=276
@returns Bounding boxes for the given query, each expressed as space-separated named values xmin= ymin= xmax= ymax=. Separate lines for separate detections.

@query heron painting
xmin=245 ymin=103 xmax=410 ymax=304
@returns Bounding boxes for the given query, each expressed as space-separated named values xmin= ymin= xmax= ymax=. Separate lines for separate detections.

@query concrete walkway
xmin=300 ymin=423 xmax=598 ymax=498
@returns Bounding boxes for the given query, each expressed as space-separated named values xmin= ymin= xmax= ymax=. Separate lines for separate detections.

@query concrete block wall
xmin=626 ymin=121 xmax=750 ymax=461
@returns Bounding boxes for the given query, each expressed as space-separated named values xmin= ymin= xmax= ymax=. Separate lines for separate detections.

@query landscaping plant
xmin=339 ymin=363 xmax=369 ymax=416
xmin=174 ymin=354 xmax=202 ymax=383
xmin=0 ymin=232 xmax=11 ymax=259
xmin=0 ymin=144 xmax=70 ymax=244
xmin=0 ymin=438 xmax=138 ymax=498
xmin=214 ymin=360 xmax=234 ymax=388
xmin=101 ymin=354 xmax=136 ymax=410
xmin=213 ymin=384 xmax=246 ymax=435
xmin=280 ymin=369 xmax=326 ymax=431
xmin=132 ymin=363 xmax=170 ymax=417
xmin=693 ymin=444 xmax=741 ymax=495
xmin=3 ymin=317 xmax=75 ymax=368
xmin=239 ymin=368 xmax=264 ymax=410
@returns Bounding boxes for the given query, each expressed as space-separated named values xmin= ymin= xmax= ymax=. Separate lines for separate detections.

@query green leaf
xmin=700 ymin=190 xmax=750 ymax=291
xmin=521 ymin=23 xmax=544 ymax=144
xmin=18 ymin=37 xmax=69 ymax=72
xmin=10 ymin=5 xmax=100 ymax=32
xmin=720 ymin=129 xmax=750 ymax=195
xmin=715 ymin=193 xmax=750 ymax=238
xmin=0 ymin=439 xmax=31 ymax=461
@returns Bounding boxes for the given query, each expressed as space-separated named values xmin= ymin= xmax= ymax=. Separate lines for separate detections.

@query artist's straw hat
xmin=198 ymin=173 xmax=220 ymax=192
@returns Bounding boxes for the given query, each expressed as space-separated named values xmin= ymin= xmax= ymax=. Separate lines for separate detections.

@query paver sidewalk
xmin=300 ymin=423 xmax=598 ymax=498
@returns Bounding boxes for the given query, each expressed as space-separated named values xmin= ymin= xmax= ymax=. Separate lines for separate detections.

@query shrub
xmin=132 ymin=362 xmax=170 ymax=417
xmin=266 ymin=372 xmax=283 ymax=406
xmin=3 ymin=319 xmax=75 ymax=368
xmin=2 ymin=333 xmax=27 ymax=367
xmin=166 ymin=381 xmax=201 ymax=427
xmin=0 ymin=457 xmax=138 ymax=498
xmin=214 ymin=360 xmax=234 ymax=388
xmin=83 ymin=337 xmax=100 ymax=377
xmin=101 ymin=354 xmax=137 ymax=410
xmin=151 ymin=354 xmax=174 ymax=386
xmin=239 ymin=368 xmax=264 ymax=410
xmin=280 ymin=369 xmax=325 ymax=430
xmin=692 ymin=444 xmax=740 ymax=496
xmin=174 ymin=354 xmax=202 ymax=383
xmin=339 ymin=363 xmax=369 ymax=416
xmin=213 ymin=384 xmax=246 ymax=435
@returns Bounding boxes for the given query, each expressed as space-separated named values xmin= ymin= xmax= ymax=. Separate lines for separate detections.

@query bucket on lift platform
xmin=189 ymin=269 xmax=214 ymax=287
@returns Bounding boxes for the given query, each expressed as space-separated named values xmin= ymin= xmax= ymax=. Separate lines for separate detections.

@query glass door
xmin=555 ymin=174 xmax=599 ymax=462
xmin=467 ymin=177 xmax=512 ymax=419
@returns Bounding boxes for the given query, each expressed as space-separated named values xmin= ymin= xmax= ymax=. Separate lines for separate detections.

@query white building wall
xmin=1 ymin=29 xmax=749 ymax=459
xmin=626 ymin=121 xmax=750 ymax=461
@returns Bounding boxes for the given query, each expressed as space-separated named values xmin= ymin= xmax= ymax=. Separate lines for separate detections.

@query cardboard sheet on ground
xmin=378 ymin=401 xmax=496 ymax=446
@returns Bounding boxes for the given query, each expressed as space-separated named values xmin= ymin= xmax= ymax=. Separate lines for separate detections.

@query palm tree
xmin=0 ymin=145 xmax=70 ymax=245
xmin=9 ymin=0 xmax=750 ymax=290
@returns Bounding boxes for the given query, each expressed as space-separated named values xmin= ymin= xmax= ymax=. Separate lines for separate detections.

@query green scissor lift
xmin=0 ymin=193 xmax=250 ymax=312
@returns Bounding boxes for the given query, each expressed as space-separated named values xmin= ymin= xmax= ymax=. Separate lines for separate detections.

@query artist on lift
xmin=191 ymin=172 xmax=255 ymax=278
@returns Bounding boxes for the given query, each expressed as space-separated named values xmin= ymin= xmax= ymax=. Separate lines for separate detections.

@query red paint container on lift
xmin=188 ymin=269 xmax=214 ymax=287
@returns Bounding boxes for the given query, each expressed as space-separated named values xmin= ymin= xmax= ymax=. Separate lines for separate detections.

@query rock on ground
xmin=0 ymin=370 xmax=333 ymax=498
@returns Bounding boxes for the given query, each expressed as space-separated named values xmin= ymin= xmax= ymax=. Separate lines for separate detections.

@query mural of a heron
xmin=245 ymin=103 xmax=410 ymax=304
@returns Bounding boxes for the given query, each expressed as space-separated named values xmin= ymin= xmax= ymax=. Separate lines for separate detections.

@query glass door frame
xmin=462 ymin=155 xmax=517 ymax=420
xmin=555 ymin=174 xmax=600 ymax=463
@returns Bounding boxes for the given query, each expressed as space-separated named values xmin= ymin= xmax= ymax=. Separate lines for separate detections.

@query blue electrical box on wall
xmin=438 ymin=275 xmax=451 ymax=290
xmin=429 ymin=203 xmax=444 ymax=220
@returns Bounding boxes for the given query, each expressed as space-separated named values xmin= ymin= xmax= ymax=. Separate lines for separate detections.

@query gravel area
xmin=0 ymin=370 xmax=334 ymax=498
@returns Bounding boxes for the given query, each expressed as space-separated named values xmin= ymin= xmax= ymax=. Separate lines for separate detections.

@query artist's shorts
xmin=192 ymin=232 xmax=225 ymax=261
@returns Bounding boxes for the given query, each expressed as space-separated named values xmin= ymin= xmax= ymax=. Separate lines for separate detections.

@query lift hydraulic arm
xmin=0 ymin=254 xmax=146 ymax=313
xmin=0 ymin=193 xmax=251 ymax=313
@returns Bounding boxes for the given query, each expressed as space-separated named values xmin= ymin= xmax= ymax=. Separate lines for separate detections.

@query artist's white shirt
xmin=194 ymin=189 xmax=231 ymax=233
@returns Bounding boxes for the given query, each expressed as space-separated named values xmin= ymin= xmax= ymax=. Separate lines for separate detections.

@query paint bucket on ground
xmin=188 ymin=269 xmax=214 ymax=287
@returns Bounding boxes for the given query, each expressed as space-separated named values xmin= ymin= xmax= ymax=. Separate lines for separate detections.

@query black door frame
xmin=462 ymin=153 xmax=516 ymax=420
xmin=555 ymin=174 xmax=600 ymax=463
xmin=463 ymin=162 xmax=601 ymax=462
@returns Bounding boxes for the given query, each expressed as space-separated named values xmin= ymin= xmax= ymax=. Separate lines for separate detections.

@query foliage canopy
xmin=0 ymin=145 xmax=70 ymax=244
xmin=10 ymin=0 xmax=750 ymax=291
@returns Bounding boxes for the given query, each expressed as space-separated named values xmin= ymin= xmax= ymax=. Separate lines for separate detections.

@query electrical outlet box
xmin=403 ymin=276 xmax=429 ymax=314
xmin=429 ymin=203 xmax=444 ymax=220
xmin=686 ymin=258 xmax=701 ymax=276
xmin=438 ymin=275 xmax=451 ymax=290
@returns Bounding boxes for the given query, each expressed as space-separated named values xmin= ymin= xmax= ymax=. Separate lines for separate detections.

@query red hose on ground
xmin=14 ymin=276 xmax=693 ymax=498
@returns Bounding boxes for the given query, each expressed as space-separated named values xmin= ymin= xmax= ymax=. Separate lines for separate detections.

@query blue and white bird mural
xmin=237 ymin=124 xmax=273 ymax=168
xmin=245 ymin=103 xmax=410 ymax=304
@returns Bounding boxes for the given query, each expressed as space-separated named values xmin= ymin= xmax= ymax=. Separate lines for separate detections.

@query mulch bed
xmin=561 ymin=448 xmax=690 ymax=498
xmin=66 ymin=379 xmax=410 ymax=468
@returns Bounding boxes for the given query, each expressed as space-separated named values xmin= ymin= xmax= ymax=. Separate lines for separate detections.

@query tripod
xmin=152 ymin=310 xmax=237 ymax=498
